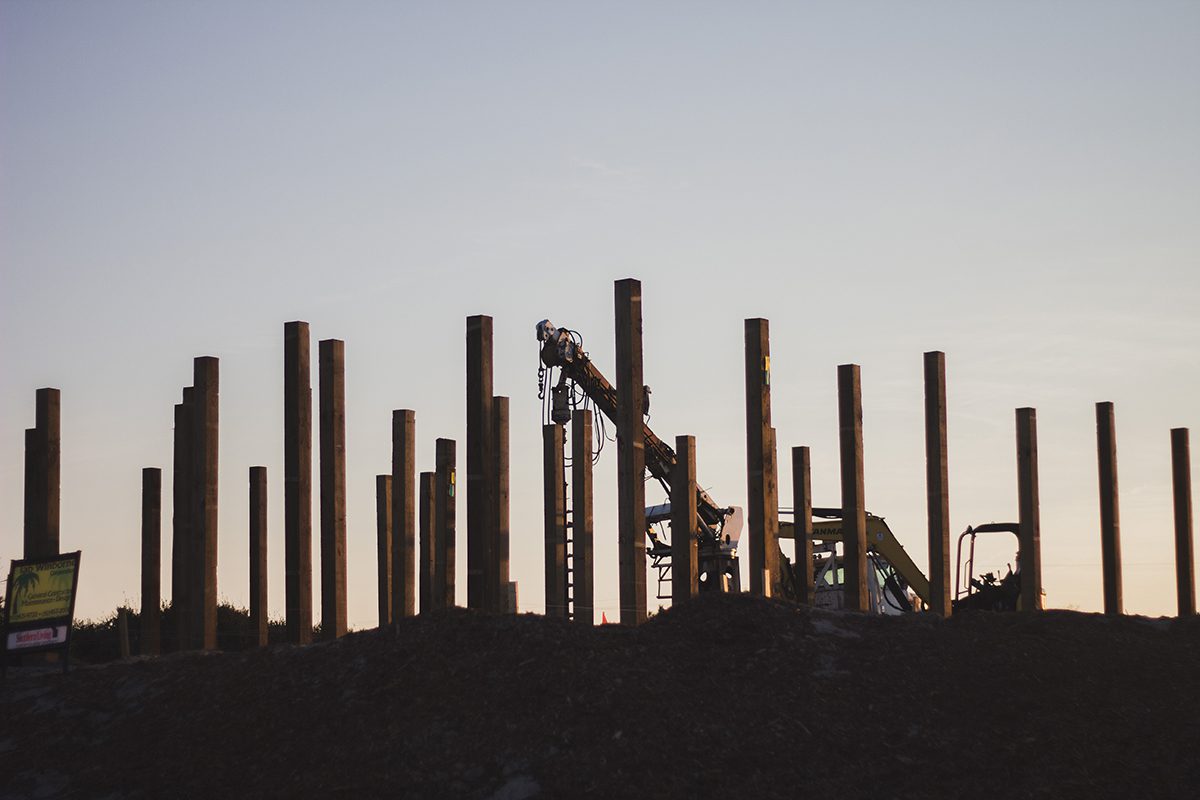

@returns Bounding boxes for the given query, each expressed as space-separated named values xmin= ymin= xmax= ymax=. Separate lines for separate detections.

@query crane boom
xmin=537 ymin=320 xmax=728 ymax=530
xmin=537 ymin=320 xmax=742 ymax=595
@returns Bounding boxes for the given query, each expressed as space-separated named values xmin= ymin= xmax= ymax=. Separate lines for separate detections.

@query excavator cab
xmin=953 ymin=523 xmax=1021 ymax=611
xmin=802 ymin=545 xmax=917 ymax=615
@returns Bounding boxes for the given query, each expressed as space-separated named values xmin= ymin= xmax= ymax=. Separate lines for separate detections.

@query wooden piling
xmin=36 ymin=388 xmax=60 ymax=557
xmin=466 ymin=315 xmax=497 ymax=612
xmin=250 ymin=466 xmax=268 ymax=647
xmin=1172 ymin=428 xmax=1195 ymax=616
xmin=392 ymin=410 xmax=417 ymax=619
xmin=745 ymin=319 xmax=780 ymax=598
xmin=614 ymin=278 xmax=647 ymax=625
xmin=419 ymin=471 xmax=437 ymax=612
xmin=672 ymin=434 xmax=699 ymax=602
xmin=24 ymin=388 xmax=61 ymax=559
xmin=140 ymin=467 xmax=162 ymax=656
xmin=765 ymin=426 xmax=780 ymax=598
xmin=1016 ymin=407 xmax=1043 ymax=611
xmin=494 ymin=397 xmax=511 ymax=612
xmin=572 ymin=410 xmax=594 ymax=625
xmin=435 ymin=438 xmax=457 ymax=608
xmin=376 ymin=475 xmax=393 ymax=627
xmin=172 ymin=390 xmax=194 ymax=649
xmin=318 ymin=339 xmax=347 ymax=640
xmin=543 ymin=424 xmax=567 ymax=619
xmin=23 ymin=428 xmax=35 ymax=558
xmin=924 ymin=351 xmax=951 ymax=617
xmin=838 ymin=364 xmax=868 ymax=612
xmin=117 ymin=608 xmax=131 ymax=660
xmin=191 ymin=357 xmax=219 ymax=650
xmin=792 ymin=446 xmax=814 ymax=606
xmin=1096 ymin=402 xmax=1123 ymax=615
xmin=284 ymin=321 xmax=313 ymax=645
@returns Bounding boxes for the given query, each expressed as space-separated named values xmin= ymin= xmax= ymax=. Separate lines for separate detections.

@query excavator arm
xmin=780 ymin=509 xmax=931 ymax=609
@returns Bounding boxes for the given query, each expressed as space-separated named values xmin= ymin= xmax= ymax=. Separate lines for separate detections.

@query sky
xmin=2 ymin=1 xmax=1198 ymax=626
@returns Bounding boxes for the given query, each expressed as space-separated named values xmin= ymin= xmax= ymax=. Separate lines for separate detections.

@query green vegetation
xmin=68 ymin=602 xmax=318 ymax=664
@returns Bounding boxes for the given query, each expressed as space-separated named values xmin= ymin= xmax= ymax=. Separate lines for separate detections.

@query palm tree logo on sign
xmin=10 ymin=570 xmax=40 ymax=616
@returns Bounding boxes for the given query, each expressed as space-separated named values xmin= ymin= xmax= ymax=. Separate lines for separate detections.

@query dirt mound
xmin=2 ymin=595 xmax=1198 ymax=799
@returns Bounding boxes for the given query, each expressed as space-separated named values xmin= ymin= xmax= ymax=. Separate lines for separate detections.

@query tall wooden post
xmin=924 ymin=351 xmax=951 ymax=617
xmin=572 ymin=410 xmax=594 ymax=625
xmin=672 ymin=435 xmax=699 ymax=602
xmin=284 ymin=321 xmax=313 ymax=645
xmin=838 ymin=364 xmax=868 ymax=612
xmin=614 ymin=278 xmax=647 ymax=624
xmin=792 ymin=446 xmax=814 ymax=606
xmin=543 ymin=424 xmax=567 ymax=619
xmin=392 ymin=410 xmax=417 ymax=619
xmin=435 ymin=438 xmax=457 ymax=608
xmin=249 ymin=466 xmax=268 ymax=647
xmin=25 ymin=388 xmax=61 ymax=559
xmin=172 ymin=389 xmax=194 ymax=649
xmin=319 ymin=339 xmax=347 ymax=640
xmin=23 ymin=388 xmax=61 ymax=559
xmin=191 ymin=357 xmax=219 ymax=650
xmin=419 ymin=471 xmax=437 ymax=612
xmin=141 ymin=467 xmax=162 ymax=656
xmin=23 ymin=428 xmax=36 ymax=557
xmin=494 ymin=397 xmax=511 ymax=612
xmin=376 ymin=475 xmax=393 ymax=627
xmin=1171 ymin=428 xmax=1195 ymax=616
xmin=1096 ymin=402 xmax=1123 ymax=616
xmin=117 ymin=608 xmax=131 ymax=660
xmin=745 ymin=319 xmax=780 ymax=597
xmin=1016 ymin=407 xmax=1043 ymax=611
xmin=466 ymin=315 xmax=497 ymax=611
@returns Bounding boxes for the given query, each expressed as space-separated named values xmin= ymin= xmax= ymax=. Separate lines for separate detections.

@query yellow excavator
xmin=779 ymin=510 xmax=1024 ymax=613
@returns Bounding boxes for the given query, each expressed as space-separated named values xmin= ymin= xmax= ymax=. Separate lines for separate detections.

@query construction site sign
xmin=3 ymin=551 xmax=82 ymax=674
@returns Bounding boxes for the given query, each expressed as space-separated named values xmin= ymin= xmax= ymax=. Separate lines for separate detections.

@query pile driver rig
xmin=537 ymin=319 xmax=742 ymax=593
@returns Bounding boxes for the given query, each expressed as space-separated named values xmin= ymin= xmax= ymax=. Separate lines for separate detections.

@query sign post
xmin=3 ymin=551 xmax=82 ymax=676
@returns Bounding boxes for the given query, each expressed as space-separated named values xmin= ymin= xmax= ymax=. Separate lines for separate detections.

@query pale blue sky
xmin=3 ymin=1 xmax=1198 ymax=624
